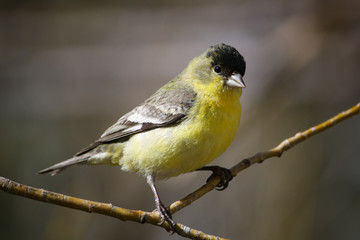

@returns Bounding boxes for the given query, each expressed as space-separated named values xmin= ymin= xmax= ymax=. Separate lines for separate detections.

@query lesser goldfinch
xmin=39 ymin=43 xmax=246 ymax=228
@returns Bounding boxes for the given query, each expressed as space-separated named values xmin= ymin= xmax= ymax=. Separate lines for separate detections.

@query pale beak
xmin=226 ymin=73 xmax=246 ymax=88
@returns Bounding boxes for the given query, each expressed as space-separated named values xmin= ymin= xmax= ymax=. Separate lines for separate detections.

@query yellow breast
xmin=118 ymin=86 xmax=242 ymax=180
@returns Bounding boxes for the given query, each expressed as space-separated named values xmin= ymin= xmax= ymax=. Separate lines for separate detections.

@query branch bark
xmin=0 ymin=177 xmax=226 ymax=240
xmin=1 ymin=102 xmax=359 ymax=239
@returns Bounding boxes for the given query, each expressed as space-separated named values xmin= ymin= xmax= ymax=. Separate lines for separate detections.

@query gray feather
xmin=38 ymin=156 xmax=88 ymax=176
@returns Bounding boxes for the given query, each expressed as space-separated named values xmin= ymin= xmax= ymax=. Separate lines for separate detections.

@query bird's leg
xmin=196 ymin=166 xmax=233 ymax=191
xmin=146 ymin=176 xmax=176 ymax=231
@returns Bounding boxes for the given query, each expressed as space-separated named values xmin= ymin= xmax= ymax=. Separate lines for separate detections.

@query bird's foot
xmin=197 ymin=166 xmax=233 ymax=191
xmin=154 ymin=202 xmax=176 ymax=233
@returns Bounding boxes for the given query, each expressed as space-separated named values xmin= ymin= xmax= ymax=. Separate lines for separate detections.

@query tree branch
xmin=0 ymin=176 xmax=227 ymax=240
xmin=1 ymin=102 xmax=359 ymax=239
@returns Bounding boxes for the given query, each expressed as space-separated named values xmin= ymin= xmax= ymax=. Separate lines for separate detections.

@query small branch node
xmin=242 ymin=158 xmax=251 ymax=166
xmin=283 ymin=139 xmax=291 ymax=149
xmin=140 ymin=212 xmax=148 ymax=224
xmin=41 ymin=189 xmax=47 ymax=198
xmin=88 ymin=204 xmax=95 ymax=213
xmin=109 ymin=203 xmax=114 ymax=214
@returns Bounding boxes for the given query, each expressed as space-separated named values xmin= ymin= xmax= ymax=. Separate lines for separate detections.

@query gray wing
xmin=75 ymin=86 xmax=196 ymax=156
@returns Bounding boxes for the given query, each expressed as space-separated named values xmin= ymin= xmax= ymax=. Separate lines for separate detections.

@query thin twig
xmin=169 ymin=102 xmax=360 ymax=213
xmin=1 ymin=102 xmax=359 ymax=239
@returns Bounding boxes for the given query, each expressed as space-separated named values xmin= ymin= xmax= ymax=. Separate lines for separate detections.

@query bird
xmin=38 ymin=43 xmax=246 ymax=229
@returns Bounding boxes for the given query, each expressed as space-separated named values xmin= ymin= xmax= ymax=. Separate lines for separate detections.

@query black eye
xmin=214 ymin=65 xmax=222 ymax=73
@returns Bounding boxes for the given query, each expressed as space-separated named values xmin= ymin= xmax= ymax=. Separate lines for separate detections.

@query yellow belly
xmin=116 ymin=91 xmax=242 ymax=180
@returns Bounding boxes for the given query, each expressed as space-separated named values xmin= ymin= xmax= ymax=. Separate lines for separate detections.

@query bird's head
xmin=185 ymin=43 xmax=246 ymax=91
xmin=205 ymin=43 xmax=246 ymax=88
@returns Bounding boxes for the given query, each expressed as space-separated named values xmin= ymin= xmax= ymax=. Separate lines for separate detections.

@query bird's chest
xmin=186 ymin=97 xmax=241 ymax=152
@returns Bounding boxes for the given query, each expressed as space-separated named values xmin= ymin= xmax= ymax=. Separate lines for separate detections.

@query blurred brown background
xmin=1 ymin=0 xmax=360 ymax=239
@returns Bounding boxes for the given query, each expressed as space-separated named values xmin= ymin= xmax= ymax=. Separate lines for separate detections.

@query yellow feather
xmin=116 ymin=63 xmax=242 ymax=179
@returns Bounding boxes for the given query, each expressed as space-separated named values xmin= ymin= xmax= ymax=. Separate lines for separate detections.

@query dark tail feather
xmin=38 ymin=156 xmax=88 ymax=176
